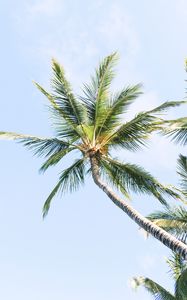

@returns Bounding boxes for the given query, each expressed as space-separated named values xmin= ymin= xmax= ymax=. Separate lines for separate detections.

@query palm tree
xmin=1 ymin=53 xmax=187 ymax=256
xmin=132 ymin=252 xmax=187 ymax=299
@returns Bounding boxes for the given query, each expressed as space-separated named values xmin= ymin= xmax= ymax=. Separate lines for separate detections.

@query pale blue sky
xmin=0 ymin=1 xmax=187 ymax=299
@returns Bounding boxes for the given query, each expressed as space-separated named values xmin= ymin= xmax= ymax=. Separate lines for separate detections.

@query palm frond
xmin=177 ymin=154 xmax=187 ymax=195
xmin=39 ymin=147 xmax=76 ymax=173
xmin=103 ymin=112 xmax=161 ymax=151
xmin=34 ymin=63 xmax=88 ymax=142
xmin=166 ymin=252 xmax=186 ymax=281
xmin=162 ymin=117 xmax=187 ymax=145
xmin=102 ymin=100 xmax=186 ymax=150
xmin=34 ymin=81 xmax=78 ymax=126
xmin=102 ymin=157 xmax=180 ymax=206
xmin=33 ymin=81 xmax=58 ymax=108
xmin=0 ymin=132 xmax=72 ymax=157
xmin=96 ymin=83 xmax=142 ymax=137
xmin=148 ymin=100 xmax=187 ymax=115
xmin=51 ymin=58 xmax=87 ymax=125
xmin=43 ymin=158 xmax=85 ymax=217
xmin=48 ymin=107 xmax=82 ymax=140
xmin=99 ymin=157 xmax=131 ymax=199
xmin=175 ymin=268 xmax=187 ymax=299
xmin=147 ymin=206 xmax=187 ymax=240
xmin=81 ymin=52 xmax=118 ymax=128
xmin=132 ymin=276 xmax=175 ymax=300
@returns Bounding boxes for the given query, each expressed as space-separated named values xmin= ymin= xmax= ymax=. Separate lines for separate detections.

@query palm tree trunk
xmin=90 ymin=154 xmax=187 ymax=259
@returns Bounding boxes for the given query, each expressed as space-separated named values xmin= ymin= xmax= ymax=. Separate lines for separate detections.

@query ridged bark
xmin=90 ymin=155 xmax=187 ymax=259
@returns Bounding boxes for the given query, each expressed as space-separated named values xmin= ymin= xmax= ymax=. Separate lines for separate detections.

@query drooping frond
xmin=175 ymin=268 xmax=187 ymax=299
xmin=132 ymin=276 xmax=175 ymax=300
xmin=177 ymin=154 xmax=187 ymax=195
xmin=99 ymin=157 xmax=131 ymax=199
xmin=43 ymin=158 xmax=85 ymax=217
xmin=0 ymin=132 xmax=73 ymax=157
xmin=81 ymin=52 xmax=118 ymax=128
xmin=101 ymin=157 xmax=180 ymax=206
xmin=147 ymin=206 xmax=187 ymax=240
xmin=162 ymin=117 xmax=187 ymax=145
xmin=166 ymin=252 xmax=186 ymax=281
xmin=39 ymin=147 xmax=76 ymax=173
xmin=96 ymin=83 xmax=142 ymax=137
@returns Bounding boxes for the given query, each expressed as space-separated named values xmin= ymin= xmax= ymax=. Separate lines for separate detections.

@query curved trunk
xmin=90 ymin=155 xmax=187 ymax=259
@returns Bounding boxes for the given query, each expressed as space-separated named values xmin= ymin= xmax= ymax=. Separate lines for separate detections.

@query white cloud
xmin=175 ymin=0 xmax=187 ymax=23
xmin=26 ymin=0 xmax=63 ymax=17
xmin=99 ymin=4 xmax=139 ymax=57
xmin=13 ymin=1 xmax=139 ymax=63
xmin=139 ymin=254 xmax=157 ymax=271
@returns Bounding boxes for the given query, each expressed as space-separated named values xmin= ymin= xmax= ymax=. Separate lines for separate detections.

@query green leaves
xmin=81 ymin=52 xmax=118 ymax=129
xmin=96 ymin=83 xmax=142 ymax=137
xmin=39 ymin=147 xmax=76 ymax=173
xmin=166 ymin=253 xmax=186 ymax=281
xmin=51 ymin=58 xmax=87 ymax=126
xmin=42 ymin=158 xmax=85 ymax=217
xmin=161 ymin=117 xmax=187 ymax=145
xmin=175 ymin=268 xmax=187 ymax=299
xmin=104 ymin=99 xmax=186 ymax=151
xmin=147 ymin=206 xmax=187 ymax=240
xmin=0 ymin=132 xmax=71 ymax=157
xmin=177 ymin=155 xmax=187 ymax=196
xmin=34 ymin=60 xmax=88 ymax=142
xmin=106 ymin=112 xmax=156 ymax=151
xmin=148 ymin=100 xmax=187 ymax=115
xmin=101 ymin=157 xmax=179 ymax=206
xmin=146 ymin=155 xmax=187 ymax=240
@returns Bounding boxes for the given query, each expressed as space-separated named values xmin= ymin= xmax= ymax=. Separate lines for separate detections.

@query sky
xmin=0 ymin=1 xmax=187 ymax=299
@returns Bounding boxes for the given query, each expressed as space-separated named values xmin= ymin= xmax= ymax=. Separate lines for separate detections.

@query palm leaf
xmin=102 ymin=157 xmax=180 ymax=206
xmin=43 ymin=158 xmax=85 ymax=217
xmin=49 ymin=107 xmax=82 ymax=140
xmin=177 ymin=154 xmax=187 ymax=195
xmin=102 ymin=112 xmax=160 ymax=151
xmin=34 ymin=82 xmax=80 ymax=129
xmin=162 ymin=117 xmax=187 ymax=145
xmin=39 ymin=147 xmax=76 ymax=173
xmin=96 ymin=83 xmax=142 ymax=137
xmin=33 ymin=81 xmax=58 ymax=108
xmin=175 ymin=268 xmax=187 ymax=299
xmin=148 ymin=100 xmax=187 ymax=114
xmin=147 ymin=206 xmax=187 ymax=240
xmin=102 ymin=100 xmax=186 ymax=150
xmin=132 ymin=276 xmax=175 ymax=300
xmin=166 ymin=252 xmax=186 ymax=281
xmin=51 ymin=58 xmax=87 ymax=125
xmin=81 ymin=52 xmax=118 ymax=128
xmin=0 ymin=132 xmax=72 ymax=157
xmin=34 ymin=69 xmax=87 ymax=142
xmin=99 ymin=157 xmax=131 ymax=199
